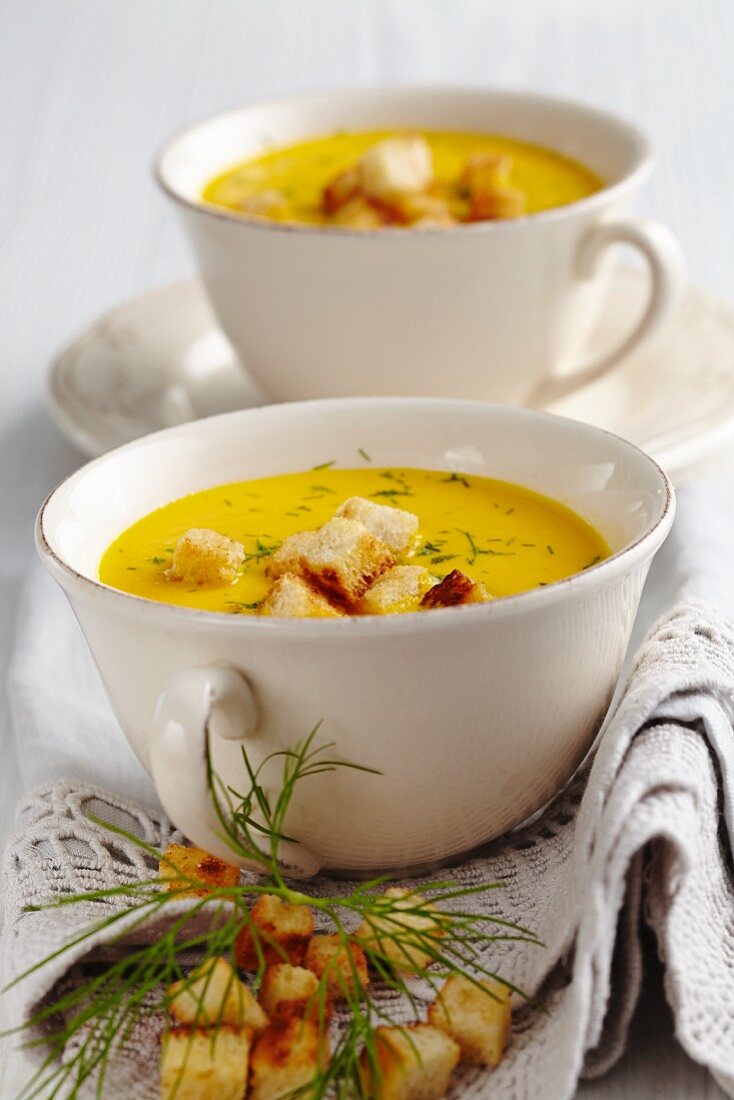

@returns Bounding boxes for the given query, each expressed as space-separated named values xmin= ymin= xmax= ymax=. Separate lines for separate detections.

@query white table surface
xmin=2 ymin=1 xmax=733 ymax=1096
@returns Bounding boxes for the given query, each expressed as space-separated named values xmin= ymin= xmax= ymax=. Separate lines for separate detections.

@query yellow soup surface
xmin=202 ymin=130 xmax=602 ymax=226
xmin=99 ymin=467 xmax=609 ymax=615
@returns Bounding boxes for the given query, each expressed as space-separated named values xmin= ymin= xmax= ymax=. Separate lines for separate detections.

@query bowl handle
xmin=149 ymin=665 xmax=321 ymax=878
xmin=530 ymin=217 xmax=686 ymax=407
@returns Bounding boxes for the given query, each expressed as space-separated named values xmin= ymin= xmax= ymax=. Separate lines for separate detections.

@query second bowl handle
xmin=531 ymin=217 xmax=686 ymax=407
xmin=149 ymin=665 xmax=321 ymax=878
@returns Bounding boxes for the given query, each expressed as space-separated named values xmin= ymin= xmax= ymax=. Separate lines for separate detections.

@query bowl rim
xmin=37 ymin=397 xmax=675 ymax=636
xmin=153 ymin=83 xmax=653 ymax=238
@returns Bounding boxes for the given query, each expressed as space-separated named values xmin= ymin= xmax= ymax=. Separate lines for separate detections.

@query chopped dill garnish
xmin=505 ymin=538 xmax=515 ymax=547
xmin=539 ymin=581 xmax=548 ymax=586
xmin=126 ymin=566 xmax=137 ymax=571
xmin=285 ymin=511 xmax=300 ymax=517
xmin=147 ymin=556 xmax=166 ymax=566
xmin=358 ymin=447 xmax=371 ymax=461
xmin=431 ymin=554 xmax=458 ymax=565
xmin=310 ymin=485 xmax=335 ymax=493
xmin=583 ymin=555 xmax=602 ymax=569
xmin=441 ymin=472 xmax=470 ymax=489
xmin=223 ymin=499 xmax=233 ymax=507
xmin=371 ymin=489 xmax=414 ymax=499
xmin=312 ymin=459 xmax=336 ymax=470
xmin=521 ymin=543 xmax=536 ymax=548
xmin=164 ymin=547 xmax=174 ymax=553
xmin=416 ymin=540 xmax=445 ymax=557
xmin=547 ymin=545 xmax=555 ymax=555
xmin=303 ymin=494 xmax=324 ymax=501
xmin=297 ymin=505 xmax=312 ymax=512
xmin=506 ymin=507 xmax=515 ymax=515
xmin=226 ymin=598 xmax=264 ymax=613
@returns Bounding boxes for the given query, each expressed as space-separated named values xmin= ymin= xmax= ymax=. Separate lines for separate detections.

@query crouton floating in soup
xmin=99 ymin=466 xmax=609 ymax=617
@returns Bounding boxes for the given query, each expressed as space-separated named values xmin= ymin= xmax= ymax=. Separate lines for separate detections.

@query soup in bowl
xmin=37 ymin=398 xmax=674 ymax=875
xmin=156 ymin=86 xmax=685 ymax=407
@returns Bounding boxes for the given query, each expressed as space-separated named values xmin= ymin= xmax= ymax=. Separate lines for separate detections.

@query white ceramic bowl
xmin=156 ymin=86 xmax=685 ymax=408
xmin=37 ymin=399 xmax=674 ymax=876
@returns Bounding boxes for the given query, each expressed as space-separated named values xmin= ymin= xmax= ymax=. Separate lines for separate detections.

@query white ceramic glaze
xmin=47 ymin=268 xmax=734 ymax=481
xmin=156 ymin=87 xmax=685 ymax=407
xmin=37 ymin=399 xmax=674 ymax=875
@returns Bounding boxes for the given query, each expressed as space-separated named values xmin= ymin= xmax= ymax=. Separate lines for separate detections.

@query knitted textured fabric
xmin=3 ymin=602 xmax=734 ymax=1100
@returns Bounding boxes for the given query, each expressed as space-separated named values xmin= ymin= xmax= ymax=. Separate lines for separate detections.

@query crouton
xmin=235 ymin=894 xmax=314 ymax=970
xmin=428 ymin=974 xmax=511 ymax=1067
xmin=381 ymin=190 xmax=455 ymax=227
xmin=160 ymin=1025 xmax=251 ymax=1100
xmin=323 ymin=167 xmax=362 ymax=214
xmin=360 ymin=136 xmax=433 ymax=200
xmin=300 ymin=516 xmax=393 ymax=605
xmin=360 ymin=1024 xmax=460 ymax=1100
xmin=460 ymin=151 xmax=513 ymax=192
xmin=469 ymin=185 xmax=526 ymax=222
xmin=356 ymin=887 xmax=445 ymax=971
xmin=259 ymin=573 xmax=344 ymax=619
xmin=332 ymin=196 xmax=386 ymax=229
xmin=249 ymin=1018 xmax=328 ymax=1100
xmin=168 ymin=958 xmax=268 ymax=1032
xmin=236 ymin=189 xmax=289 ymax=219
xmin=167 ymin=528 xmax=245 ymax=586
xmin=359 ymin=565 xmax=435 ymax=615
xmin=159 ymin=844 xmax=240 ymax=898
xmin=304 ymin=934 xmax=369 ymax=1000
xmin=420 ymin=569 xmax=490 ymax=609
xmin=334 ymin=497 xmax=419 ymax=555
xmin=265 ymin=530 xmax=318 ymax=580
xmin=258 ymin=964 xmax=328 ymax=1021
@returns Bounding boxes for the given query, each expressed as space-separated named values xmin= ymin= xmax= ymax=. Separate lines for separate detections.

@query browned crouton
xmin=428 ymin=973 xmax=511 ymax=1067
xmin=236 ymin=189 xmax=289 ymax=219
xmin=235 ymin=894 xmax=314 ymax=970
xmin=360 ymin=1024 xmax=460 ymax=1100
xmin=460 ymin=151 xmax=513 ymax=192
xmin=167 ymin=528 xmax=245 ymax=585
xmin=332 ymin=196 xmax=387 ymax=229
xmin=356 ymin=887 xmax=445 ymax=971
xmin=323 ymin=167 xmax=362 ymax=214
xmin=258 ymin=963 xmax=328 ymax=1021
xmin=249 ymin=1018 xmax=328 ymax=1100
xmin=304 ymin=934 xmax=369 ymax=1000
xmin=265 ymin=531 xmax=318 ymax=580
xmin=168 ymin=957 xmax=268 ymax=1032
xmin=469 ymin=185 xmax=526 ymax=221
xmin=420 ymin=569 xmax=490 ymax=609
xmin=334 ymin=497 xmax=419 ymax=555
xmin=160 ymin=1025 xmax=251 ymax=1100
xmin=360 ymin=136 xmax=433 ymax=200
xmin=381 ymin=190 xmax=455 ymax=227
xmin=359 ymin=565 xmax=436 ymax=615
xmin=259 ymin=573 xmax=344 ymax=619
xmin=159 ymin=844 xmax=240 ymax=898
xmin=301 ymin=516 xmax=394 ymax=604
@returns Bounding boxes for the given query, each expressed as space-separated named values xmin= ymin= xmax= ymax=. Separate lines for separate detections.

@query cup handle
xmin=530 ymin=217 xmax=686 ymax=407
xmin=149 ymin=665 xmax=321 ymax=878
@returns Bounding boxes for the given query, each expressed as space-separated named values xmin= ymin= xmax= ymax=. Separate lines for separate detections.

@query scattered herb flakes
xmin=226 ymin=598 xmax=264 ymax=613
xmin=506 ymin=507 xmax=515 ymax=515
xmin=431 ymin=554 xmax=458 ymax=565
xmin=223 ymin=499 xmax=233 ymax=507
xmin=126 ymin=566 xmax=137 ymax=571
xmin=285 ymin=511 xmax=300 ymax=518
xmin=442 ymin=472 xmax=470 ymax=489
xmin=312 ymin=460 xmax=336 ymax=470
xmin=539 ymin=581 xmax=548 ymax=587
xmin=370 ymin=489 xmax=414 ymax=499
xmin=505 ymin=538 xmax=515 ymax=547
xmin=310 ymin=485 xmax=335 ymax=493
xmin=583 ymin=555 xmax=601 ymax=570
xmin=521 ymin=543 xmax=536 ymax=548
xmin=147 ymin=556 xmax=166 ymax=566
xmin=358 ymin=447 xmax=371 ymax=462
xmin=547 ymin=545 xmax=555 ymax=555
xmin=297 ymin=505 xmax=312 ymax=512
xmin=303 ymin=494 xmax=324 ymax=501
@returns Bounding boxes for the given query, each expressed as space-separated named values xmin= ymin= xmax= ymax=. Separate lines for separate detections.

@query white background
xmin=2 ymin=1 xmax=733 ymax=1096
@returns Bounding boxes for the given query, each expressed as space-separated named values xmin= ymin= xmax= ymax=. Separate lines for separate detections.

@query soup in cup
xmin=156 ymin=87 xmax=685 ymax=408
xmin=37 ymin=399 xmax=674 ymax=876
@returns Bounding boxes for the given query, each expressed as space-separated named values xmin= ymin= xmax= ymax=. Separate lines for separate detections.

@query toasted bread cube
xmin=160 ymin=1025 xmax=251 ymax=1100
xmin=323 ymin=167 xmax=362 ymax=214
xmin=356 ymin=887 xmax=445 ymax=971
xmin=169 ymin=958 xmax=268 ymax=1032
xmin=265 ymin=530 xmax=318 ymax=580
xmin=304 ymin=934 xmax=369 ymax=1000
xmin=235 ymin=894 xmax=314 ymax=970
xmin=360 ymin=566 xmax=436 ymax=615
xmin=259 ymin=573 xmax=344 ymax=619
xmin=360 ymin=1024 xmax=460 ymax=1100
xmin=461 ymin=151 xmax=513 ymax=192
xmin=420 ymin=569 xmax=490 ymax=609
xmin=301 ymin=516 xmax=394 ymax=604
xmin=332 ymin=196 xmax=387 ymax=229
xmin=360 ymin=136 xmax=433 ymax=200
xmin=249 ymin=1018 xmax=328 ymax=1100
xmin=258 ymin=964 xmax=328 ymax=1021
xmin=428 ymin=974 xmax=511 ymax=1067
xmin=160 ymin=844 xmax=240 ymax=898
xmin=167 ymin=528 xmax=245 ymax=585
xmin=469 ymin=185 xmax=526 ymax=222
xmin=335 ymin=497 xmax=419 ymax=555
xmin=236 ymin=189 xmax=289 ymax=219
xmin=382 ymin=190 xmax=455 ymax=227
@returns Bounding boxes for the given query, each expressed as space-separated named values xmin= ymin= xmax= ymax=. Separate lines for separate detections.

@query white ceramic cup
xmin=37 ymin=399 xmax=674 ymax=877
xmin=156 ymin=86 xmax=685 ymax=408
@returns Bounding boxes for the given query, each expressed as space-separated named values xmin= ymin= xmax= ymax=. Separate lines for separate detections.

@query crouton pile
xmin=320 ymin=134 xmax=527 ymax=229
xmin=160 ymin=843 xmax=512 ymax=1099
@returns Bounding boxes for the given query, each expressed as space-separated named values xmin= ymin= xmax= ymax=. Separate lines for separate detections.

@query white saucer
xmin=48 ymin=269 xmax=734 ymax=480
